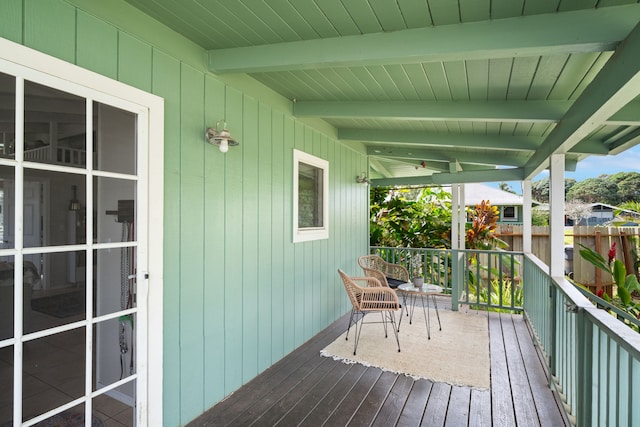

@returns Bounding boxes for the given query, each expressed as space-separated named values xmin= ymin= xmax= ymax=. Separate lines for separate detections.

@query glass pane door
xmin=0 ymin=62 xmax=146 ymax=427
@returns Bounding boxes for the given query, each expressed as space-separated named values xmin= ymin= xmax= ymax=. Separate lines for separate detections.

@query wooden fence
xmin=496 ymin=225 xmax=640 ymax=294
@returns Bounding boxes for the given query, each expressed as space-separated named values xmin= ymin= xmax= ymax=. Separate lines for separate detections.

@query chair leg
xmin=387 ymin=311 xmax=401 ymax=352
xmin=353 ymin=312 xmax=365 ymax=355
xmin=345 ymin=309 xmax=358 ymax=341
xmin=380 ymin=312 xmax=389 ymax=338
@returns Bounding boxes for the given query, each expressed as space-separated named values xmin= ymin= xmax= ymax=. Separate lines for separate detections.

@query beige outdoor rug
xmin=321 ymin=307 xmax=490 ymax=389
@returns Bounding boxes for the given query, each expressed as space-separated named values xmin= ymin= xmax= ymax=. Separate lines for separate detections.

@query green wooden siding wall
xmin=1 ymin=0 xmax=370 ymax=425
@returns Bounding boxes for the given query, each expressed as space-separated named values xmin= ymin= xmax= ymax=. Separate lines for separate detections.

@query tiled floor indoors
xmin=0 ymin=289 xmax=134 ymax=427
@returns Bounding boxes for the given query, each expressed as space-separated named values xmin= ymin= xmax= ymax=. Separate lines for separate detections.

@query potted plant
xmin=411 ymin=253 xmax=424 ymax=288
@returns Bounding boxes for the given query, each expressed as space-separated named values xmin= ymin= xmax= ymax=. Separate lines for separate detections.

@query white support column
xmin=458 ymin=184 xmax=466 ymax=250
xmin=522 ymin=180 xmax=532 ymax=254
xmin=451 ymin=184 xmax=459 ymax=250
xmin=549 ymin=154 xmax=565 ymax=278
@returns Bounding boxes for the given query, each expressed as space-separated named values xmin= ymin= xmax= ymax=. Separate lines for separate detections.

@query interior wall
xmin=0 ymin=1 xmax=370 ymax=425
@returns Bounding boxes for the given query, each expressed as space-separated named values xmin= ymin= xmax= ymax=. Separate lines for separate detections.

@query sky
xmin=556 ymin=145 xmax=640 ymax=182
xmin=497 ymin=145 xmax=640 ymax=192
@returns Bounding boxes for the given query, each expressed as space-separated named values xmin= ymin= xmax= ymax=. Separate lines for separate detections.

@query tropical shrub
xmin=578 ymin=242 xmax=640 ymax=331
xmin=370 ymin=187 xmax=452 ymax=248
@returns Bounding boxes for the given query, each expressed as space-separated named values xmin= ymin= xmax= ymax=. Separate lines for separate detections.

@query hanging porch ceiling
xmin=125 ymin=0 xmax=640 ymax=185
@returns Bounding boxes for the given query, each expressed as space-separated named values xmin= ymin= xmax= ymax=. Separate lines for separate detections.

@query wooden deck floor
xmin=189 ymin=307 xmax=569 ymax=427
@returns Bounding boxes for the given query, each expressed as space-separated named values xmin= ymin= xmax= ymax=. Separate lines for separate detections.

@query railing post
xmin=575 ymin=308 xmax=592 ymax=426
xmin=549 ymin=283 xmax=557 ymax=389
xmin=451 ymin=249 xmax=461 ymax=311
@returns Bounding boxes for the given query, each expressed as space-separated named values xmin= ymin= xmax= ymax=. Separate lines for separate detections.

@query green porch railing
xmin=370 ymin=246 xmax=524 ymax=312
xmin=524 ymin=254 xmax=640 ymax=426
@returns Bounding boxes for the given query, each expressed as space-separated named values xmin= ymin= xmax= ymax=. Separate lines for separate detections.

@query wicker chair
xmin=358 ymin=255 xmax=410 ymax=289
xmin=338 ymin=269 xmax=400 ymax=355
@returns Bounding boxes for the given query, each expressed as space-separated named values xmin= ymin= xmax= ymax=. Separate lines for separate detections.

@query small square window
xmin=293 ymin=149 xmax=329 ymax=242
xmin=502 ymin=206 xmax=517 ymax=221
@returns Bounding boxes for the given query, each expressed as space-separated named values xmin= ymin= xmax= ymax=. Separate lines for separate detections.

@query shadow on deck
xmin=189 ymin=306 xmax=569 ymax=427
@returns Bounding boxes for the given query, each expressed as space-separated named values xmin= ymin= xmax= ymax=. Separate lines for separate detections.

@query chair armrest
xmin=359 ymin=286 xmax=400 ymax=310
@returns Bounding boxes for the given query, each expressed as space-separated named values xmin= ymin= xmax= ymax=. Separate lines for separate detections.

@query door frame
xmin=0 ymin=37 xmax=164 ymax=426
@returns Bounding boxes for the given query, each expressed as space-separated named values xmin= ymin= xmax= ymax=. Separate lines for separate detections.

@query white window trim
xmin=293 ymin=149 xmax=329 ymax=243
xmin=0 ymin=37 xmax=164 ymax=426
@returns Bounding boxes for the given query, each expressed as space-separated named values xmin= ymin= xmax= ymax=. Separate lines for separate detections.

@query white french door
xmin=0 ymin=39 xmax=162 ymax=427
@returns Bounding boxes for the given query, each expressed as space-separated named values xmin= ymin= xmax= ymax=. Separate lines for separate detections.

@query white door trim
xmin=0 ymin=36 xmax=164 ymax=426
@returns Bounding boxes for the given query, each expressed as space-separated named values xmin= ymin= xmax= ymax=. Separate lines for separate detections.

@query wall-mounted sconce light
xmin=205 ymin=121 xmax=240 ymax=153
xmin=356 ymin=174 xmax=370 ymax=185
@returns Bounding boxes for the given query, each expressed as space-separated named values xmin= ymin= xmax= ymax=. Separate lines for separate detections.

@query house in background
xmin=445 ymin=183 xmax=533 ymax=225
xmin=568 ymin=202 xmax=640 ymax=226
xmin=1 ymin=1 xmax=640 ymax=426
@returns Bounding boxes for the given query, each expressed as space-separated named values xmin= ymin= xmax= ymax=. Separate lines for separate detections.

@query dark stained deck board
xmin=188 ymin=311 xmax=567 ymax=427
xmin=349 ymin=371 xmax=399 ymax=426
xmin=274 ymin=360 xmax=353 ymax=425
xmin=371 ymin=374 xmax=414 ymax=426
xmin=395 ymin=380 xmax=431 ymax=427
xmin=298 ymin=363 xmax=368 ymax=426
xmin=420 ymin=381 xmax=451 ymax=426
xmin=322 ymin=367 xmax=383 ymax=426
xmin=196 ymin=319 xmax=343 ymax=426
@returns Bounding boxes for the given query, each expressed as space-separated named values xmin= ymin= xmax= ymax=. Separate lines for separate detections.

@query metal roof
xmin=125 ymin=0 xmax=640 ymax=185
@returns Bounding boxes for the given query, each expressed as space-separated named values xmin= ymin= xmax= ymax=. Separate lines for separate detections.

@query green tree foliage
xmin=370 ymin=187 xmax=452 ymax=248
xmin=532 ymin=207 xmax=549 ymax=226
xmin=533 ymin=172 xmax=640 ymax=206
xmin=531 ymin=177 xmax=576 ymax=203
xmin=498 ymin=182 xmax=515 ymax=194
xmin=566 ymin=176 xmax=621 ymax=204
xmin=610 ymin=172 xmax=640 ymax=202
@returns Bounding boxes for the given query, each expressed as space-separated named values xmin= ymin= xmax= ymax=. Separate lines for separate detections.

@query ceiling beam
xmin=342 ymin=128 xmax=607 ymax=155
xmin=296 ymin=100 xmax=570 ymax=123
xmin=371 ymin=168 xmax=525 ymax=187
xmin=369 ymin=159 xmax=392 ymax=178
xmin=607 ymin=127 xmax=640 ymax=155
xmin=342 ymin=128 xmax=539 ymax=151
xmin=524 ymin=21 xmax=640 ymax=179
xmin=295 ymin=100 xmax=640 ymax=125
xmin=208 ymin=5 xmax=640 ymax=73
xmin=370 ymin=148 xmax=528 ymax=167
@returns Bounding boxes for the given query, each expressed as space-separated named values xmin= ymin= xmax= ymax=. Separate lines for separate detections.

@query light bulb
xmin=219 ymin=139 xmax=229 ymax=153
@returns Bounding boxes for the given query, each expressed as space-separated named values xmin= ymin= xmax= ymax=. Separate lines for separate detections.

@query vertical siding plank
xmin=0 ymin=0 xmax=23 ymax=42
xmin=294 ymin=121 xmax=306 ymax=346
xmin=24 ymin=0 xmax=75 ymax=62
xmin=242 ymin=95 xmax=259 ymax=383
xmin=304 ymin=126 xmax=314 ymax=340
xmin=271 ymin=111 xmax=285 ymax=362
xmin=179 ymin=64 xmax=206 ymax=423
xmin=203 ymin=75 xmax=226 ymax=406
xmin=283 ymin=117 xmax=296 ymax=350
xmin=151 ymin=49 xmax=182 ymax=427
xmin=320 ymin=134 xmax=329 ymax=329
xmin=118 ymin=32 xmax=152 ymax=92
xmin=224 ymin=86 xmax=244 ymax=393
xmin=312 ymin=130 xmax=322 ymax=335
xmin=76 ymin=11 xmax=118 ymax=79
xmin=258 ymin=102 xmax=273 ymax=371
